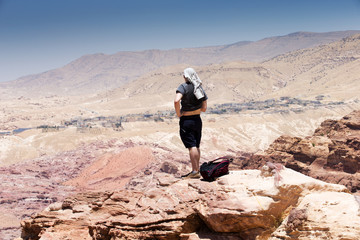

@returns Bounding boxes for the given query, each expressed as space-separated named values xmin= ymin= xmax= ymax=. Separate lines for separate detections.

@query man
xmin=174 ymin=68 xmax=208 ymax=179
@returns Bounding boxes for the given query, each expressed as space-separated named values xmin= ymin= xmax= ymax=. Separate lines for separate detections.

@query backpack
xmin=200 ymin=156 xmax=233 ymax=181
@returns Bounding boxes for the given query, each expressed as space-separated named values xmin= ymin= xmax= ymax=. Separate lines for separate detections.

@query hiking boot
xmin=181 ymin=171 xmax=200 ymax=179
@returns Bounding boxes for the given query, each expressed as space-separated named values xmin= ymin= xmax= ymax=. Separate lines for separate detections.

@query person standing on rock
xmin=174 ymin=67 xmax=208 ymax=179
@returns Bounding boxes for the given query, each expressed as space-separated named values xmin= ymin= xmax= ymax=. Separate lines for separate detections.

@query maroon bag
xmin=200 ymin=156 xmax=233 ymax=181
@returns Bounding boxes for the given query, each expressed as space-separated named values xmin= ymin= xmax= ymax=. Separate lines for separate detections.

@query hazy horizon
xmin=1 ymin=0 xmax=360 ymax=82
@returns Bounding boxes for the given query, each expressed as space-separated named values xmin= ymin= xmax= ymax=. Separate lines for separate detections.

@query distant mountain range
xmin=89 ymin=33 xmax=360 ymax=114
xmin=1 ymin=30 xmax=359 ymax=97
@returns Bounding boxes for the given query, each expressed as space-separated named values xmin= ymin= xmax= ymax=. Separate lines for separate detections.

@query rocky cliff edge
xmin=20 ymin=168 xmax=360 ymax=239
xmin=16 ymin=110 xmax=360 ymax=239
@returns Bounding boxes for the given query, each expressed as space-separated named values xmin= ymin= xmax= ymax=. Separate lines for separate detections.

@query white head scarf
xmin=183 ymin=68 xmax=204 ymax=99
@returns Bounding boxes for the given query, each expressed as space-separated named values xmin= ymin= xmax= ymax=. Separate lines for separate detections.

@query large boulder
xmin=20 ymin=167 xmax=359 ymax=240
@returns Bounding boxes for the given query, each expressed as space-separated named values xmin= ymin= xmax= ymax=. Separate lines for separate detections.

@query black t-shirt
xmin=176 ymin=82 xmax=208 ymax=111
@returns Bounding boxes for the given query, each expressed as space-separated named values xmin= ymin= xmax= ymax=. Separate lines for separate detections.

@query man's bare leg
xmin=189 ymin=147 xmax=201 ymax=172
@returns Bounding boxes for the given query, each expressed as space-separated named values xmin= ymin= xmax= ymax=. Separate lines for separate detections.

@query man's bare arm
xmin=174 ymin=93 xmax=183 ymax=117
xmin=201 ymin=100 xmax=207 ymax=112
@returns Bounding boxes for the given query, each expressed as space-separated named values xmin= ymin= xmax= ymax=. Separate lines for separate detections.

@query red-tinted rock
xmin=237 ymin=110 xmax=360 ymax=193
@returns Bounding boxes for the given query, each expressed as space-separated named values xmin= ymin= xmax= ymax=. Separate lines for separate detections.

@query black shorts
xmin=179 ymin=115 xmax=202 ymax=148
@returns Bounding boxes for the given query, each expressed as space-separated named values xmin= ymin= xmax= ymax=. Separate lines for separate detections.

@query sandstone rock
xmin=242 ymin=110 xmax=360 ymax=194
xmin=160 ymin=161 xmax=179 ymax=174
xmin=156 ymin=172 xmax=179 ymax=186
xmin=64 ymin=146 xmax=156 ymax=191
xmin=20 ymin=168 xmax=355 ymax=240
xmin=285 ymin=208 xmax=308 ymax=231
xmin=47 ymin=202 xmax=63 ymax=211
xmin=270 ymin=192 xmax=360 ymax=239
xmin=0 ymin=140 xmax=156 ymax=239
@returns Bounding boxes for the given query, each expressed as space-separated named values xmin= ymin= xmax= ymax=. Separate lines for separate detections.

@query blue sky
xmin=1 ymin=0 xmax=360 ymax=82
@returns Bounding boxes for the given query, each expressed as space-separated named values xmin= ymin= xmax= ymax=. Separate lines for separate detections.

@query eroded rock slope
xmin=234 ymin=110 xmax=360 ymax=194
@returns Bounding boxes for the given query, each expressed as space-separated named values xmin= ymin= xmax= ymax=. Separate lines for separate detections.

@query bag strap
xmin=208 ymin=156 xmax=233 ymax=164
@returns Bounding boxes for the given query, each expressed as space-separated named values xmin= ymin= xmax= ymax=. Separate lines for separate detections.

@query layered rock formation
xmin=0 ymin=140 xmax=114 ymax=240
xmin=0 ymin=140 xmax=172 ymax=240
xmin=234 ymin=110 xmax=360 ymax=194
xmin=20 ymin=168 xmax=360 ymax=240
